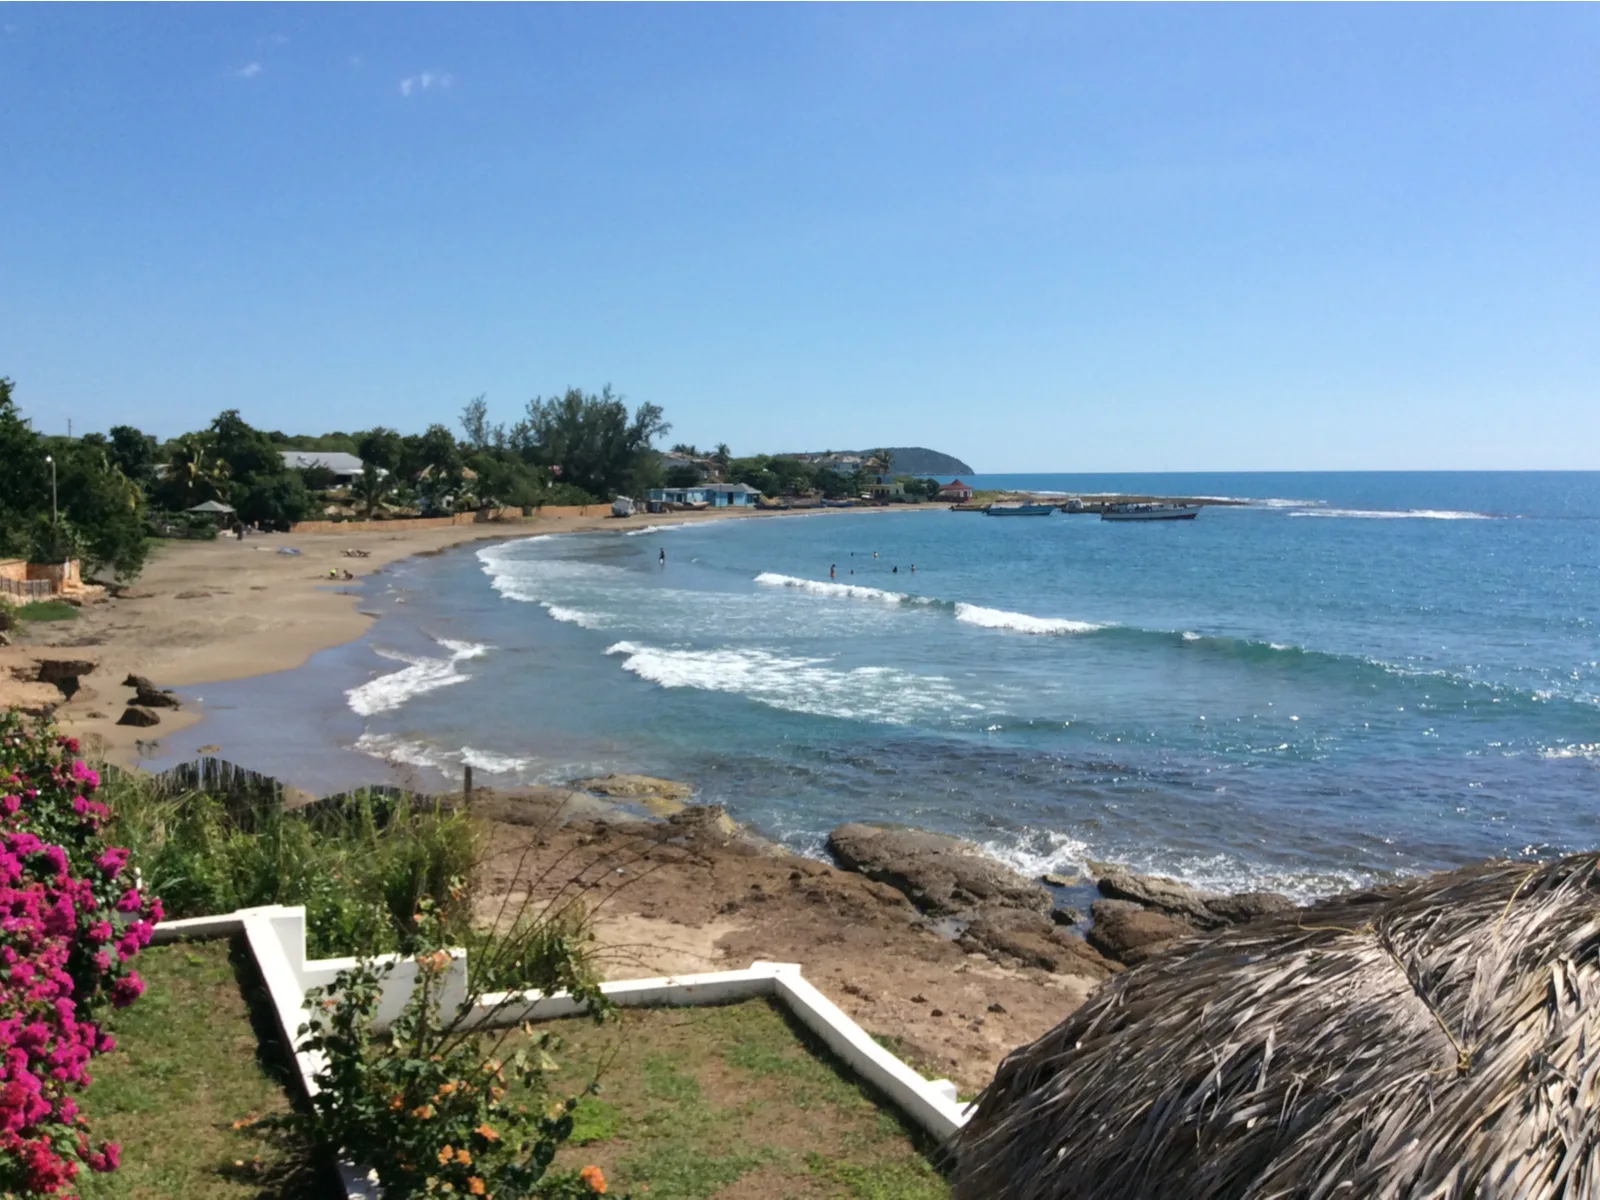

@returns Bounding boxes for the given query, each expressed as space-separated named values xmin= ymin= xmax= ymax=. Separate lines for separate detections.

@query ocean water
xmin=161 ymin=473 xmax=1600 ymax=901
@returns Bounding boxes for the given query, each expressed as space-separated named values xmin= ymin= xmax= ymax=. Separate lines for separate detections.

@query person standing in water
xmin=659 ymin=548 xmax=666 ymax=567
xmin=830 ymin=564 xmax=837 ymax=579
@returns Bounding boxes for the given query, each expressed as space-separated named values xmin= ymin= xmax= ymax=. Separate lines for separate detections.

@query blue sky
xmin=1 ymin=5 xmax=1595 ymax=470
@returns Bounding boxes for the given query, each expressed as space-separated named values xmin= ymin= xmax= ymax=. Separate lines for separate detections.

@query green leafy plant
xmin=279 ymin=901 xmax=620 ymax=1198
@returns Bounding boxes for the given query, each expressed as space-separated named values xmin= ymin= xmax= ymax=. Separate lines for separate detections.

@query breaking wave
xmin=604 ymin=640 xmax=979 ymax=725
xmin=1287 ymin=508 xmax=1497 ymax=520
xmin=754 ymin=572 xmax=925 ymax=605
xmin=346 ymin=638 xmax=490 ymax=716
xmin=954 ymin=603 xmax=1103 ymax=636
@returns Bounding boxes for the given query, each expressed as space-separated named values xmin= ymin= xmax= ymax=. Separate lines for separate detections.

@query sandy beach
xmin=3 ymin=504 xmax=873 ymax=764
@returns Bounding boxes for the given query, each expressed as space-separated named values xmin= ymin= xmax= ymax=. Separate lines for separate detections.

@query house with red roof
xmin=938 ymin=479 xmax=974 ymax=502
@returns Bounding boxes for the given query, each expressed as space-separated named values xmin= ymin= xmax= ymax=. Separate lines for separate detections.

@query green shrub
xmin=15 ymin=599 xmax=78 ymax=622
xmin=101 ymin=776 xmax=478 ymax=958
xmin=278 ymin=905 xmax=616 ymax=1198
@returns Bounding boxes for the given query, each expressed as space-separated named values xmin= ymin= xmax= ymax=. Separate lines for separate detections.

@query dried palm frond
xmin=954 ymin=852 xmax=1600 ymax=1200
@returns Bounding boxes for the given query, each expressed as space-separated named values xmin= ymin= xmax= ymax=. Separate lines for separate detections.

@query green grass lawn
xmin=522 ymin=998 xmax=953 ymax=1200
xmin=76 ymin=939 xmax=340 ymax=1200
xmin=15 ymin=599 xmax=78 ymax=621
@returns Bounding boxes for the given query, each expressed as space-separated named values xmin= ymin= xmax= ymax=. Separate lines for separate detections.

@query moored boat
xmin=1101 ymin=503 xmax=1199 ymax=521
xmin=986 ymin=503 xmax=1055 ymax=517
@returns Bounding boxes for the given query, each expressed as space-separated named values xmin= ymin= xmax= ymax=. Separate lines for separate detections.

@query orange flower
xmin=580 ymin=1164 xmax=608 ymax=1194
xmin=456 ymin=1147 xmax=473 ymax=1165
xmin=438 ymin=1146 xmax=455 ymax=1165
xmin=437 ymin=1080 xmax=459 ymax=1097
xmin=467 ymin=1178 xmax=487 ymax=1196
xmin=475 ymin=1123 xmax=500 ymax=1142
xmin=411 ymin=1104 xmax=436 ymax=1120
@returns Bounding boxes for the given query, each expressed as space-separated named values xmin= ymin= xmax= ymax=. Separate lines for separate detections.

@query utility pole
xmin=45 ymin=455 xmax=57 ymax=525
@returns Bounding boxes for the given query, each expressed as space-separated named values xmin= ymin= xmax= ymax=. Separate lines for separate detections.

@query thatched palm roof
xmin=954 ymin=853 xmax=1600 ymax=1199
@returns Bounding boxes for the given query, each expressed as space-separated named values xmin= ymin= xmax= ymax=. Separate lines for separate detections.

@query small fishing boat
xmin=1101 ymin=503 xmax=1200 ymax=521
xmin=986 ymin=503 xmax=1055 ymax=517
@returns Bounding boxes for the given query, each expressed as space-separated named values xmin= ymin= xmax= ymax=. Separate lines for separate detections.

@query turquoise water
xmin=170 ymin=473 xmax=1600 ymax=899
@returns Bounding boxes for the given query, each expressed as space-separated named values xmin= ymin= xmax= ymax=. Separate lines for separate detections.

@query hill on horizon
xmin=791 ymin=447 xmax=974 ymax=475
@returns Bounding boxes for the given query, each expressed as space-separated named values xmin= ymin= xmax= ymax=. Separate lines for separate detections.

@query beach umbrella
xmin=186 ymin=499 xmax=236 ymax=514
xmin=953 ymin=852 xmax=1600 ymax=1200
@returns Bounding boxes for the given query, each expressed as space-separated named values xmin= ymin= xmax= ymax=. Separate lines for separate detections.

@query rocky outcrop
xmin=824 ymin=823 xmax=1116 ymax=977
xmin=118 ymin=671 xmax=180 ymax=709
xmin=827 ymin=824 xmax=1053 ymax=918
xmin=117 ymin=706 xmax=160 ymax=727
xmin=1085 ymin=901 xmax=1196 ymax=966
xmin=34 ymin=658 xmax=96 ymax=701
xmin=959 ymin=908 xmax=1118 ymax=980
xmin=1082 ymin=863 xmax=1299 ymax=967
xmin=1090 ymin=862 xmax=1227 ymax=929
xmin=575 ymin=774 xmax=694 ymax=816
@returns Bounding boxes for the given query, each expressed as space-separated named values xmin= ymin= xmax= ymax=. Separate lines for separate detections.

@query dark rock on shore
xmin=827 ymin=823 xmax=1053 ymax=918
xmin=1082 ymin=863 xmax=1299 ymax=966
xmin=117 ymin=705 xmax=160 ymax=727
xmin=959 ymin=908 xmax=1118 ymax=980
xmin=1085 ymin=901 xmax=1196 ymax=965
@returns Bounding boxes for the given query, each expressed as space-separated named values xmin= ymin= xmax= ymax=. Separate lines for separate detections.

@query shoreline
xmin=2 ymin=502 xmax=948 ymax=766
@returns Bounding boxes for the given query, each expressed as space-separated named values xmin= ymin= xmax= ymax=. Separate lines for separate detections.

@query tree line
xmin=0 ymin=379 xmax=670 ymax=580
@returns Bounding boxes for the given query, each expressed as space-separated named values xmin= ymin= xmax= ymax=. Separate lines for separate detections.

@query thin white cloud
xmin=258 ymin=33 xmax=289 ymax=48
xmin=233 ymin=62 xmax=263 ymax=79
xmin=399 ymin=70 xmax=454 ymax=97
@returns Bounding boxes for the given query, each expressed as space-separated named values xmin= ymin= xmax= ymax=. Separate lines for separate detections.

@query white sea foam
xmin=1181 ymin=631 xmax=1202 ymax=642
xmin=460 ymin=746 xmax=534 ymax=774
xmin=542 ymin=604 xmax=604 ymax=629
xmin=1287 ymin=508 xmax=1495 ymax=520
xmin=954 ymin=603 xmax=1102 ymax=636
xmin=978 ymin=829 xmax=1093 ymax=880
xmin=625 ymin=522 xmax=689 ymax=537
xmin=603 ymin=640 xmax=978 ymax=725
xmin=346 ymin=638 xmax=490 ymax=716
xmin=352 ymin=732 xmax=457 ymax=771
xmin=754 ymin=572 xmax=918 ymax=605
xmin=1543 ymin=742 xmax=1600 ymax=761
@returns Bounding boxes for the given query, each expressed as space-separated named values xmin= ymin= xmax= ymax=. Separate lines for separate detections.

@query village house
xmin=279 ymin=450 xmax=370 ymax=485
xmin=646 ymin=482 xmax=762 ymax=510
xmin=939 ymin=479 xmax=974 ymax=502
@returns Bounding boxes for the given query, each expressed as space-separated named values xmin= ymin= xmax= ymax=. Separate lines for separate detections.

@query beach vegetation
xmin=0 ymin=715 xmax=161 ymax=1196
xmin=512 ymin=386 xmax=670 ymax=501
xmin=278 ymin=904 xmax=614 ymax=1200
xmin=15 ymin=599 xmax=80 ymax=622
xmin=101 ymin=775 xmax=480 ymax=958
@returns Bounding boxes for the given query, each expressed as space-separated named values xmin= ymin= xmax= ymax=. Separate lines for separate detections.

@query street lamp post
xmin=44 ymin=454 xmax=57 ymax=525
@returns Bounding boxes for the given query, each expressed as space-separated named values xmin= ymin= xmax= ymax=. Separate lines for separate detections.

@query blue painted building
xmin=646 ymin=482 xmax=762 ymax=508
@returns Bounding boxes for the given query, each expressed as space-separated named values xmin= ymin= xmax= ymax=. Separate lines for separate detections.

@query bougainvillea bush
xmin=0 ymin=712 xmax=160 ymax=1196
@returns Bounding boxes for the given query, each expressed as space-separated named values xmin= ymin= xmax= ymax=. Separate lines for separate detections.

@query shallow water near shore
xmin=152 ymin=472 xmax=1600 ymax=900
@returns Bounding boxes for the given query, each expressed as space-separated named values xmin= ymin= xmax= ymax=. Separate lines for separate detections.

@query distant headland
xmin=785 ymin=447 xmax=974 ymax=475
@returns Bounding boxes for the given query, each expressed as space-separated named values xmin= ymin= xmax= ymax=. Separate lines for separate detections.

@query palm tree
xmin=353 ymin=464 xmax=392 ymax=518
xmin=713 ymin=443 xmax=731 ymax=476
xmin=164 ymin=435 xmax=230 ymax=508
